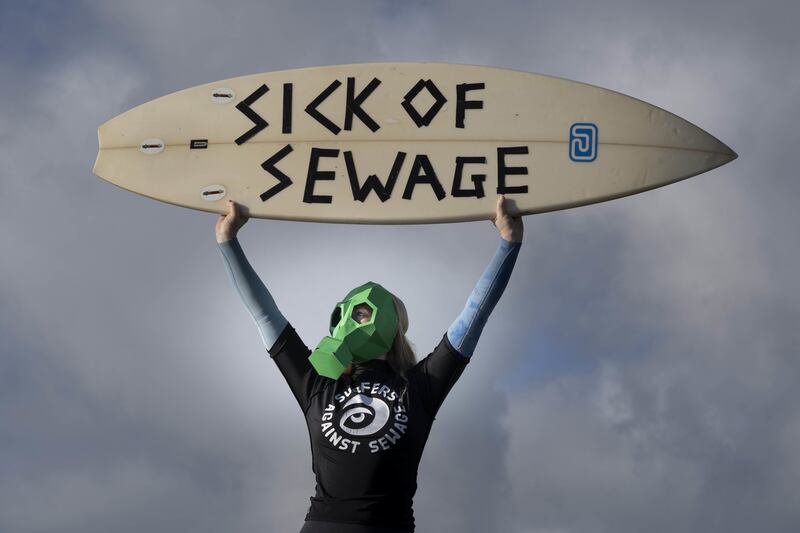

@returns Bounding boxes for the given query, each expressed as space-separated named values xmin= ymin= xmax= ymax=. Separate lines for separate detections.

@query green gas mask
xmin=309 ymin=281 xmax=398 ymax=379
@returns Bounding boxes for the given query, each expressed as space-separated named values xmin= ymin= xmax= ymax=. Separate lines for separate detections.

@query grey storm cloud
xmin=1 ymin=1 xmax=798 ymax=532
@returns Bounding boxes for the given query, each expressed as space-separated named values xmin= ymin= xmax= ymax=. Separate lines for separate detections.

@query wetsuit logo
xmin=319 ymin=380 xmax=409 ymax=454
xmin=339 ymin=394 xmax=391 ymax=436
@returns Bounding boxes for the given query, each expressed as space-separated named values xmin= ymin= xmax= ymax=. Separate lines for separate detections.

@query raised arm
xmin=216 ymin=200 xmax=288 ymax=349
xmin=446 ymin=196 xmax=523 ymax=358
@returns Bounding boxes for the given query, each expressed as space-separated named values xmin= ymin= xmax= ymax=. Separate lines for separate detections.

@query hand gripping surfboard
xmin=93 ymin=63 xmax=737 ymax=224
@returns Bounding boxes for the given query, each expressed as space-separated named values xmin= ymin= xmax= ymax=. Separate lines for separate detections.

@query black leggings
xmin=299 ymin=520 xmax=411 ymax=533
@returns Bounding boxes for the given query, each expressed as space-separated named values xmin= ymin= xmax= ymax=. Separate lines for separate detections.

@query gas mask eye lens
xmin=330 ymin=305 xmax=342 ymax=330
xmin=352 ymin=304 xmax=372 ymax=324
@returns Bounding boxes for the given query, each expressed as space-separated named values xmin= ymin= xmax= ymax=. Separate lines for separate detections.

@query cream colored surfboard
xmin=93 ymin=63 xmax=737 ymax=224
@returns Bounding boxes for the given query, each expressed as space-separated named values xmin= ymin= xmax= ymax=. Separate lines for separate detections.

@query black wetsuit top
xmin=269 ymin=323 xmax=469 ymax=532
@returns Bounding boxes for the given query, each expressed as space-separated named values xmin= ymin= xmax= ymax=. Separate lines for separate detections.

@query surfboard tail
xmin=92 ymin=128 xmax=102 ymax=177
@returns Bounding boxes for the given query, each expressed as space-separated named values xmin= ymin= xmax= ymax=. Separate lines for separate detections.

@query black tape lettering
xmin=305 ymin=80 xmax=342 ymax=135
xmin=260 ymin=144 xmax=294 ymax=202
xmin=401 ymin=79 xmax=447 ymax=127
xmin=282 ymin=83 xmax=293 ymax=134
xmin=190 ymin=139 xmax=208 ymax=149
xmin=235 ymin=84 xmax=269 ymax=145
xmin=402 ymin=155 xmax=446 ymax=201
xmin=343 ymin=151 xmax=406 ymax=202
xmin=345 ymin=77 xmax=381 ymax=132
xmin=451 ymin=156 xmax=487 ymax=198
xmin=304 ymin=147 xmax=340 ymax=204
xmin=456 ymin=82 xmax=485 ymax=129
xmin=497 ymin=146 xmax=529 ymax=194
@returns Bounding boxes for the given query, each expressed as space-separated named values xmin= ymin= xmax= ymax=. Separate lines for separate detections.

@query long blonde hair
xmin=386 ymin=291 xmax=417 ymax=377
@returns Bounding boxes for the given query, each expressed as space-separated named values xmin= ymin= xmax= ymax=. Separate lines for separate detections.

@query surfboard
xmin=93 ymin=63 xmax=737 ymax=224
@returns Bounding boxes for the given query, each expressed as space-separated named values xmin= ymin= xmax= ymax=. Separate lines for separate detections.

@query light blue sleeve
xmin=217 ymin=237 xmax=289 ymax=350
xmin=446 ymin=237 xmax=522 ymax=358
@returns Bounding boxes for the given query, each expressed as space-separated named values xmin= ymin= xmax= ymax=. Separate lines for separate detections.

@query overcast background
xmin=1 ymin=1 xmax=798 ymax=532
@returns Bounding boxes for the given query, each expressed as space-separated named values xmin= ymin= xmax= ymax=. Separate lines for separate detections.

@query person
xmin=216 ymin=196 xmax=523 ymax=533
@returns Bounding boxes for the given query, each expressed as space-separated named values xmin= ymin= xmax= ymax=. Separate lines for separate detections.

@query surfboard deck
xmin=93 ymin=63 xmax=737 ymax=224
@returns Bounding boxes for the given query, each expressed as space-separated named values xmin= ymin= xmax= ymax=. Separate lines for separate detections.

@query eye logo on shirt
xmin=339 ymin=394 xmax=391 ymax=436
xmin=320 ymin=380 xmax=410 ymax=454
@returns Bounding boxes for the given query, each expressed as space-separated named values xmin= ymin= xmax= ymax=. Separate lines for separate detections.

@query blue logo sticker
xmin=569 ymin=123 xmax=598 ymax=162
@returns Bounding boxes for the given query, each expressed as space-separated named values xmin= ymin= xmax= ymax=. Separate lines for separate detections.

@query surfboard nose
xmin=699 ymin=128 xmax=737 ymax=166
xmin=712 ymin=138 xmax=738 ymax=168
xmin=700 ymin=137 xmax=738 ymax=176
xmin=722 ymin=143 xmax=738 ymax=162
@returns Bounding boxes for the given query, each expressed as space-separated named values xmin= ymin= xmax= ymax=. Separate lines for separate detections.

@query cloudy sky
xmin=1 ymin=1 xmax=798 ymax=532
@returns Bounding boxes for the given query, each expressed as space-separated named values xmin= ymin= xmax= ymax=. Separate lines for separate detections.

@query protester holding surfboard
xmin=92 ymin=61 xmax=734 ymax=532
xmin=216 ymin=195 xmax=521 ymax=533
